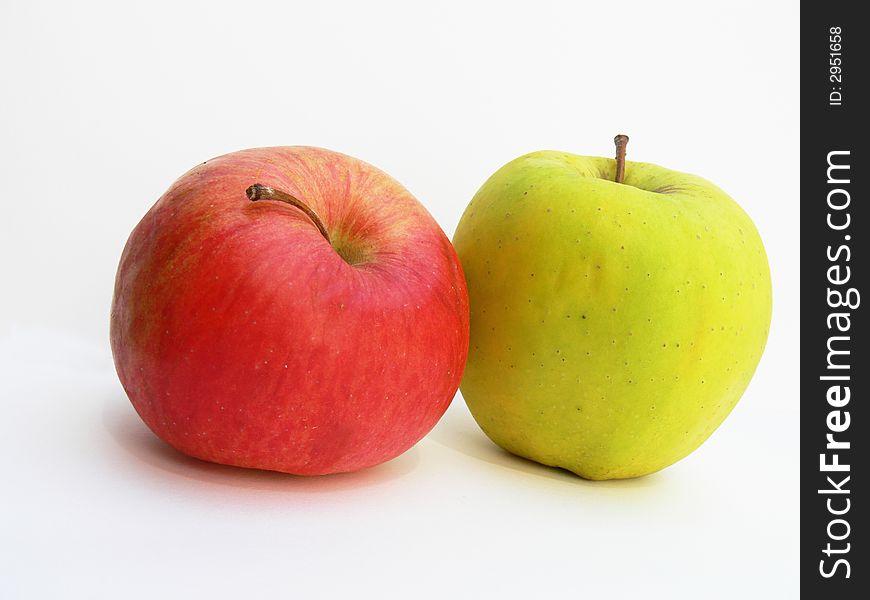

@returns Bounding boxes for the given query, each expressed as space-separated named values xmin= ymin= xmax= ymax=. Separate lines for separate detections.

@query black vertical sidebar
xmin=801 ymin=4 xmax=866 ymax=597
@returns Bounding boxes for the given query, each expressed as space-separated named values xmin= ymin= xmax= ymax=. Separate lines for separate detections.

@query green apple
xmin=453 ymin=137 xmax=772 ymax=480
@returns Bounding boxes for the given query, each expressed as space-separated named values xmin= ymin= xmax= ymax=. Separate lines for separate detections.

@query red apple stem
xmin=246 ymin=184 xmax=331 ymax=244
xmin=614 ymin=134 xmax=629 ymax=184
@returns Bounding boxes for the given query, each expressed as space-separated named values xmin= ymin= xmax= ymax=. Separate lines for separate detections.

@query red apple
xmin=110 ymin=147 xmax=469 ymax=475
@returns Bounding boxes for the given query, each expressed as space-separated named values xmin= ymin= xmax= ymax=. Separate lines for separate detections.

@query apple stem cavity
xmin=614 ymin=134 xmax=629 ymax=184
xmin=246 ymin=184 xmax=331 ymax=244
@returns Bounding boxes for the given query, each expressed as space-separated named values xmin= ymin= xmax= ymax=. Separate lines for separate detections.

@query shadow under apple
xmin=102 ymin=398 xmax=420 ymax=493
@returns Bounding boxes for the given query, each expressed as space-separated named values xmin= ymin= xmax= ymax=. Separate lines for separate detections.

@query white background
xmin=0 ymin=1 xmax=799 ymax=598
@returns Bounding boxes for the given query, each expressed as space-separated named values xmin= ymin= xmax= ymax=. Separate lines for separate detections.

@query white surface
xmin=1 ymin=1 xmax=798 ymax=598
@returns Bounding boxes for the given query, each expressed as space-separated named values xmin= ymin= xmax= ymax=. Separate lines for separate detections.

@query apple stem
xmin=614 ymin=134 xmax=629 ymax=184
xmin=246 ymin=184 xmax=331 ymax=244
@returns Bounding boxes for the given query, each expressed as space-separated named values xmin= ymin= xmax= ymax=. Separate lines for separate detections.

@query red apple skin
xmin=110 ymin=147 xmax=469 ymax=475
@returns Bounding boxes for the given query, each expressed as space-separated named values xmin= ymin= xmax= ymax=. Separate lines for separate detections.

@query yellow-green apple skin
xmin=453 ymin=151 xmax=772 ymax=480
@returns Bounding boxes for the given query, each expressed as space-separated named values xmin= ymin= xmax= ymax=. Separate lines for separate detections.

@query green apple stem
xmin=614 ymin=134 xmax=629 ymax=184
xmin=246 ymin=184 xmax=331 ymax=244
